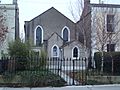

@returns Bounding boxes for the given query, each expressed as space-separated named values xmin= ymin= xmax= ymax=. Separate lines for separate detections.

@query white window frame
xmin=61 ymin=26 xmax=70 ymax=42
xmin=72 ymin=46 xmax=79 ymax=59
xmin=51 ymin=44 xmax=59 ymax=57
xmin=34 ymin=25 xmax=43 ymax=46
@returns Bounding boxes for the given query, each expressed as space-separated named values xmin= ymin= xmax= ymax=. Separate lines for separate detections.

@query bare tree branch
xmin=0 ymin=6 xmax=8 ymax=46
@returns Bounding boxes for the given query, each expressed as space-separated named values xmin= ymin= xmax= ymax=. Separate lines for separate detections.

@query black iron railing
xmin=0 ymin=57 xmax=120 ymax=87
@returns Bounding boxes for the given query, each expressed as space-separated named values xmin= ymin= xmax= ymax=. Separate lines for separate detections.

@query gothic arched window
xmin=62 ymin=26 xmax=70 ymax=42
xmin=72 ymin=46 xmax=79 ymax=58
xmin=63 ymin=28 xmax=68 ymax=42
xmin=52 ymin=45 xmax=59 ymax=57
xmin=34 ymin=25 xmax=43 ymax=46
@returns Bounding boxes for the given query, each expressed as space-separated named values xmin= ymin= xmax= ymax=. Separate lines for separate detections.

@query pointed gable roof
xmin=61 ymin=40 xmax=84 ymax=48
xmin=28 ymin=7 xmax=75 ymax=24
xmin=47 ymin=32 xmax=63 ymax=41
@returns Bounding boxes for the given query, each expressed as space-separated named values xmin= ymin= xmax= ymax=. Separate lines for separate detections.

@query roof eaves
xmin=91 ymin=3 xmax=120 ymax=8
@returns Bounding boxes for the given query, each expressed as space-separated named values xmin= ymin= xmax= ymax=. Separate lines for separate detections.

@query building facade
xmin=24 ymin=7 xmax=89 ymax=59
xmin=90 ymin=3 xmax=120 ymax=56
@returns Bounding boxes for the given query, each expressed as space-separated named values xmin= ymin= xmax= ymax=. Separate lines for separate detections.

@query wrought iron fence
xmin=0 ymin=57 xmax=120 ymax=87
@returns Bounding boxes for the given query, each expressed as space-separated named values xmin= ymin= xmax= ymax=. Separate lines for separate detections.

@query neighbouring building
xmin=78 ymin=0 xmax=120 ymax=66
xmin=90 ymin=2 xmax=120 ymax=56
xmin=0 ymin=0 xmax=19 ymax=58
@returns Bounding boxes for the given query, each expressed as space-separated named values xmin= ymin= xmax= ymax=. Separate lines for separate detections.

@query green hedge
xmin=94 ymin=52 xmax=120 ymax=75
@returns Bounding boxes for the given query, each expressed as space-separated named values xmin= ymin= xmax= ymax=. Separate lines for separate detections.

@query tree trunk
xmin=101 ymin=51 xmax=104 ymax=75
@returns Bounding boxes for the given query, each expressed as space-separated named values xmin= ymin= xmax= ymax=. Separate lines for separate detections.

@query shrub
xmin=8 ymin=39 xmax=30 ymax=57
xmin=8 ymin=39 xmax=30 ymax=71
xmin=94 ymin=52 xmax=120 ymax=75
xmin=17 ymin=70 xmax=66 ymax=87
xmin=28 ymin=49 xmax=47 ymax=70
xmin=39 ymin=49 xmax=47 ymax=66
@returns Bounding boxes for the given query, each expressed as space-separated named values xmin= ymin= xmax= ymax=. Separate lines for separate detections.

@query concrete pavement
xmin=0 ymin=84 xmax=120 ymax=90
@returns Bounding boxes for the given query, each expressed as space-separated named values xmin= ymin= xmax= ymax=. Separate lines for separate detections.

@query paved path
xmin=58 ymin=71 xmax=79 ymax=85
xmin=50 ymin=66 xmax=80 ymax=85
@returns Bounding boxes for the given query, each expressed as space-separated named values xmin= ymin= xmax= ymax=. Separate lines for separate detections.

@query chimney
xmin=13 ymin=0 xmax=17 ymax=5
xmin=83 ymin=0 xmax=90 ymax=16
xmin=84 ymin=0 xmax=90 ymax=7
xmin=99 ymin=0 xmax=104 ymax=4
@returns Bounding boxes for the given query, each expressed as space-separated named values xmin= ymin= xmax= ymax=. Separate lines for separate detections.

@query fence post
xmin=72 ymin=59 xmax=75 ymax=85
xmin=81 ymin=58 xmax=83 ymax=85
xmin=57 ymin=58 xmax=60 ymax=75
xmin=85 ymin=58 xmax=87 ymax=85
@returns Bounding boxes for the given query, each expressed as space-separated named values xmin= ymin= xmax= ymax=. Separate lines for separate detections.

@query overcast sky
xmin=1 ymin=0 xmax=120 ymax=37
